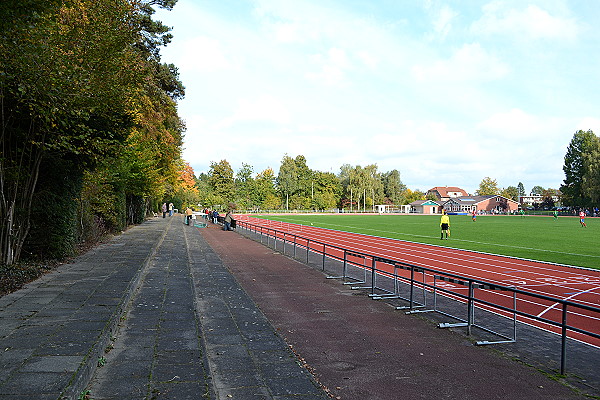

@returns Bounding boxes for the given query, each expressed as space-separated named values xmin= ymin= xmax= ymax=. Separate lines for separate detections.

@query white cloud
xmin=477 ymin=108 xmax=546 ymax=140
xmin=306 ymin=48 xmax=352 ymax=87
xmin=213 ymin=94 xmax=291 ymax=130
xmin=155 ymin=0 xmax=597 ymax=192
xmin=425 ymin=4 xmax=458 ymax=40
xmin=472 ymin=2 xmax=580 ymax=41
xmin=176 ymin=36 xmax=234 ymax=72
xmin=272 ymin=22 xmax=302 ymax=43
xmin=412 ymin=43 xmax=509 ymax=82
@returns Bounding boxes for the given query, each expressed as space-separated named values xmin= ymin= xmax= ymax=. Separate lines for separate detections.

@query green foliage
xmin=476 ymin=177 xmax=500 ymax=195
xmin=501 ymin=186 xmax=519 ymax=202
xmin=23 ymin=156 xmax=82 ymax=260
xmin=254 ymin=168 xmax=278 ymax=209
xmin=561 ymin=130 xmax=598 ymax=208
xmin=582 ymin=135 xmax=600 ymax=205
xmin=517 ymin=182 xmax=526 ymax=197
xmin=403 ymin=189 xmax=426 ymax=204
xmin=338 ymin=163 xmax=383 ymax=209
xmin=277 ymin=155 xmax=299 ymax=209
xmin=235 ymin=163 xmax=255 ymax=209
xmin=0 ymin=0 xmax=187 ymax=265
xmin=208 ymin=160 xmax=235 ymax=207
xmin=382 ymin=170 xmax=407 ymax=205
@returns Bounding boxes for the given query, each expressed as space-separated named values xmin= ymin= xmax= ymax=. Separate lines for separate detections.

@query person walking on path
xmin=440 ymin=210 xmax=450 ymax=239
xmin=168 ymin=202 xmax=174 ymax=217
xmin=223 ymin=210 xmax=234 ymax=231
xmin=185 ymin=206 xmax=193 ymax=225
xmin=161 ymin=202 xmax=167 ymax=218
xmin=579 ymin=210 xmax=587 ymax=227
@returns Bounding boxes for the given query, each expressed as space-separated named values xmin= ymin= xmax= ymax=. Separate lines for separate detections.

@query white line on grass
xmin=279 ymin=219 xmax=600 ymax=260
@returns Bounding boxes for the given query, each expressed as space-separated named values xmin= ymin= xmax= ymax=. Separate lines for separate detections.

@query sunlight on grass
xmin=255 ymin=214 xmax=600 ymax=269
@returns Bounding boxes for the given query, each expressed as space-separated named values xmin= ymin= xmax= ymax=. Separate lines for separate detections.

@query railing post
xmin=306 ymin=239 xmax=310 ymax=264
xmin=561 ymin=303 xmax=568 ymax=375
xmin=467 ymin=281 xmax=474 ymax=336
xmin=409 ymin=266 xmax=415 ymax=311
xmin=343 ymin=250 xmax=348 ymax=280
xmin=322 ymin=243 xmax=326 ymax=271
xmin=371 ymin=257 xmax=377 ymax=296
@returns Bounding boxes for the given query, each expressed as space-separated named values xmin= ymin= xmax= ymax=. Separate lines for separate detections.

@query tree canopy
xmin=476 ymin=177 xmax=500 ymax=196
xmin=561 ymin=130 xmax=599 ymax=208
xmin=0 ymin=0 xmax=188 ymax=264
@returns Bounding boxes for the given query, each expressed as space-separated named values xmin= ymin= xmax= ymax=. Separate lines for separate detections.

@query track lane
xmin=241 ymin=217 xmax=600 ymax=347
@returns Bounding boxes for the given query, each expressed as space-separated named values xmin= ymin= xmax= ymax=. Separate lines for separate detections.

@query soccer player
xmin=440 ymin=210 xmax=450 ymax=239
xmin=579 ymin=210 xmax=587 ymax=227
xmin=471 ymin=209 xmax=477 ymax=222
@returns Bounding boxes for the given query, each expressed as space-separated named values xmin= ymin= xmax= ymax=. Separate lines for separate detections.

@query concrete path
xmin=0 ymin=217 xmax=326 ymax=399
xmin=0 ymin=216 xmax=596 ymax=399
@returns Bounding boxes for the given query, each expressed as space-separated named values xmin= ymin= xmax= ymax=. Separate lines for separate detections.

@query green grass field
xmin=254 ymin=214 xmax=600 ymax=269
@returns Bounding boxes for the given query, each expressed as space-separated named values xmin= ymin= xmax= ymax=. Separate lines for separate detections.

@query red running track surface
xmin=240 ymin=216 xmax=600 ymax=348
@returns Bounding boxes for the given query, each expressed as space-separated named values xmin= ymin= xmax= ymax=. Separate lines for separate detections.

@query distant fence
xmin=236 ymin=219 xmax=600 ymax=376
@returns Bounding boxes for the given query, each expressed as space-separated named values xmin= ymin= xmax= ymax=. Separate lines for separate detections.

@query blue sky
xmin=154 ymin=0 xmax=600 ymax=194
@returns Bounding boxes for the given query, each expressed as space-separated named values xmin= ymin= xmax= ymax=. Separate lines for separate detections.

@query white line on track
xmin=537 ymin=285 xmax=600 ymax=318
xmin=243 ymin=217 xmax=600 ymax=330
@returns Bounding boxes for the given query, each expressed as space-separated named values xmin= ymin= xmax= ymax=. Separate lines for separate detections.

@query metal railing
xmin=236 ymin=219 xmax=600 ymax=375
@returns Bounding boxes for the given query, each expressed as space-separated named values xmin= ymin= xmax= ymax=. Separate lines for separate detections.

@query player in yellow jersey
xmin=440 ymin=210 xmax=450 ymax=240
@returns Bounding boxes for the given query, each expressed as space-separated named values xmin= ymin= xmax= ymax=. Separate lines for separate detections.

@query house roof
xmin=443 ymin=195 xmax=519 ymax=206
xmin=410 ymin=200 xmax=440 ymax=206
xmin=428 ymin=186 xmax=468 ymax=197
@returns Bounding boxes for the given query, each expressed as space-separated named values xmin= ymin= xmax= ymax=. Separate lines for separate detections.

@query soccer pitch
xmin=254 ymin=214 xmax=599 ymax=270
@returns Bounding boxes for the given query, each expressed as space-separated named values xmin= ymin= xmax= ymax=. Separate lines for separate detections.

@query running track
xmin=238 ymin=216 xmax=600 ymax=348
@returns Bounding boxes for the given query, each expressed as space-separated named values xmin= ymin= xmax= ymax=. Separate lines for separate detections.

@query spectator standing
xmin=223 ymin=211 xmax=234 ymax=231
xmin=185 ymin=207 xmax=193 ymax=225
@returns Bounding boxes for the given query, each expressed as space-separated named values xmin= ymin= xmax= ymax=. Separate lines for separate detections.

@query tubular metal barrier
xmin=236 ymin=219 xmax=600 ymax=375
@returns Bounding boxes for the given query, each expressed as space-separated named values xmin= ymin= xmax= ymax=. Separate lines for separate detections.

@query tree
xmin=0 ymin=0 xmax=142 ymax=264
xmin=235 ymin=163 xmax=255 ymax=209
xmin=561 ymin=130 xmax=597 ymax=208
xmin=382 ymin=170 xmax=407 ymax=205
xmin=254 ymin=168 xmax=278 ymax=210
xmin=530 ymin=186 xmax=545 ymax=196
xmin=582 ymin=135 xmax=600 ymax=206
xmin=208 ymin=160 xmax=234 ymax=207
xmin=517 ymin=182 xmax=526 ymax=197
xmin=174 ymin=162 xmax=199 ymax=209
xmin=342 ymin=164 xmax=383 ymax=211
xmin=501 ymin=186 xmax=519 ymax=202
xmin=277 ymin=155 xmax=298 ymax=210
xmin=293 ymin=155 xmax=312 ymax=199
xmin=403 ymin=189 xmax=426 ymax=204
xmin=540 ymin=188 xmax=560 ymax=210
xmin=312 ymin=171 xmax=341 ymax=210
xmin=476 ymin=177 xmax=500 ymax=196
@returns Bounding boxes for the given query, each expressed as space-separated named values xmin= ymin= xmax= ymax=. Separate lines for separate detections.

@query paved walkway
xmin=0 ymin=216 xmax=596 ymax=399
